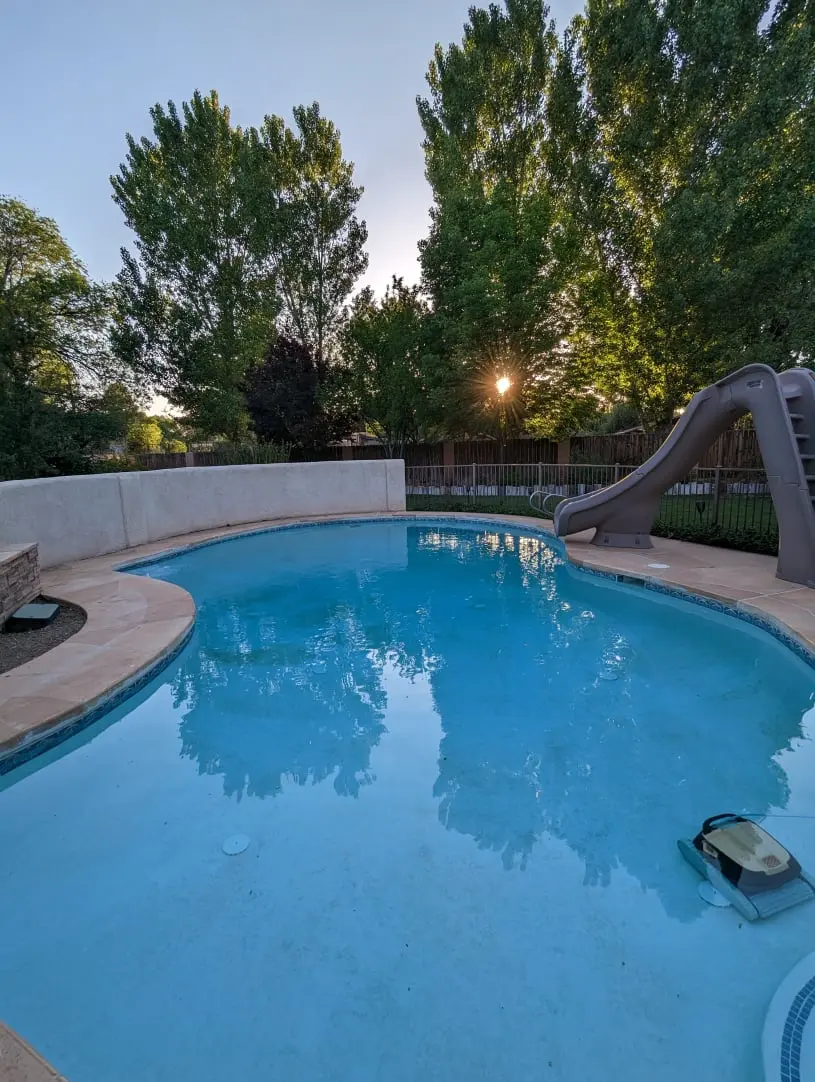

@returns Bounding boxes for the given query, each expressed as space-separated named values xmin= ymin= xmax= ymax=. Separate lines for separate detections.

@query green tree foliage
xmin=416 ymin=0 xmax=815 ymax=435
xmin=679 ymin=0 xmax=815 ymax=377
xmin=151 ymin=414 xmax=189 ymax=451
xmin=556 ymin=0 xmax=815 ymax=425
xmin=259 ymin=104 xmax=369 ymax=364
xmin=244 ymin=335 xmax=349 ymax=448
xmin=126 ymin=417 xmax=163 ymax=453
xmin=0 ymin=197 xmax=113 ymax=383
xmin=342 ymin=278 xmax=434 ymax=456
xmin=417 ymin=0 xmax=589 ymax=437
xmin=588 ymin=400 xmax=642 ymax=435
xmin=0 ymin=196 xmax=120 ymax=479
xmin=96 ymin=381 xmax=142 ymax=441
xmin=111 ymin=91 xmax=279 ymax=439
xmin=98 ymin=384 xmax=188 ymax=454
xmin=112 ymin=92 xmax=367 ymax=438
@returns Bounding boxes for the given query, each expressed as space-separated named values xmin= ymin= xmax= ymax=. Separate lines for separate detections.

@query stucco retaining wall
xmin=0 ymin=460 xmax=406 ymax=568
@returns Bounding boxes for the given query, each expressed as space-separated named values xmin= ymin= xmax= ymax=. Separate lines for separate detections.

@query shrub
xmin=126 ymin=418 xmax=163 ymax=453
xmin=92 ymin=455 xmax=145 ymax=473
xmin=207 ymin=441 xmax=291 ymax=465
xmin=650 ymin=519 xmax=778 ymax=556
xmin=404 ymin=496 xmax=778 ymax=556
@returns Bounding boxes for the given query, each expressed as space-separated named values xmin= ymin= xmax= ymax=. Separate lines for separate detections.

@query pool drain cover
xmin=222 ymin=834 xmax=250 ymax=856
xmin=698 ymin=881 xmax=731 ymax=908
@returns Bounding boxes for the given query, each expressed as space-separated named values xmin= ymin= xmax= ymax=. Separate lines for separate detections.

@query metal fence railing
xmin=406 ymin=462 xmax=629 ymax=499
xmin=405 ymin=463 xmax=779 ymax=554
xmin=656 ymin=467 xmax=776 ymax=541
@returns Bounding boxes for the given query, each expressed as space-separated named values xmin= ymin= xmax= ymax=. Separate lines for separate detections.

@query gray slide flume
xmin=553 ymin=364 xmax=815 ymax=586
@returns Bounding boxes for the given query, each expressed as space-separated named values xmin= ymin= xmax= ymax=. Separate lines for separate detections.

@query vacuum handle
xmin=702 ymin=813 xmax=744 ymax=833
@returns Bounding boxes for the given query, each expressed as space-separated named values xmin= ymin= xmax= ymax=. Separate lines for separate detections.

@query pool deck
xmin=2 ymin=511 xmax=814 ymax=769
xmin=0 ymin=1023 xmax=67 ymax=1081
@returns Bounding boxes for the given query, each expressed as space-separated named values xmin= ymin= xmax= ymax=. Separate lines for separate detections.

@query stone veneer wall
xmin=0 ymin=543 xmax=40 ymax=625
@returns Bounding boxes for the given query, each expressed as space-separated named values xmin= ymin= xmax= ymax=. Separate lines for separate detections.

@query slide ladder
xmin=553 ymin=364 xmax=815 ymax=586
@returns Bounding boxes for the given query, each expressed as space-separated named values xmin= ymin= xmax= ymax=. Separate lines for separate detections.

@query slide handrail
xmin=529 ymin=490 xmax=561 ymax=517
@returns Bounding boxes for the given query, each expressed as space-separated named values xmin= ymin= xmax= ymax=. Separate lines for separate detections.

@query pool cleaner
xmin=678 ymin=814 xmax=815 ymax=921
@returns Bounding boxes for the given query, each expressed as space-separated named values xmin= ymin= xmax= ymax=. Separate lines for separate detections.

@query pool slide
xmin=553 ymin=364 xmax=815 ymax=586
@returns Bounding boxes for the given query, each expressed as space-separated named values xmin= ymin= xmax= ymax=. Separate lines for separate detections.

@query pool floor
xmin=2 ymin=521 xmax=815 ymax=1081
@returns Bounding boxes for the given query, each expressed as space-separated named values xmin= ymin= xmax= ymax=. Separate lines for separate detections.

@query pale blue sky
xmin=1 ymin=0 xmax=581 ymax=295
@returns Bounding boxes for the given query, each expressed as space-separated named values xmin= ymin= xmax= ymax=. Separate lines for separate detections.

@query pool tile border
xmin=574 ymin=563 xmax=815 ymax=668
xmin=781 ymin=975 xmax=815 ymax=1082
xmin=763 ymin=952 xmax=815 ymax=1082
xmin=0 ymin=622 xmax=193 ymax=776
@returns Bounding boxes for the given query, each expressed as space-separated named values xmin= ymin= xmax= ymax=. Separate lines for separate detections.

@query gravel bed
xmin=0 ymin=598 xmax=87 ymax=674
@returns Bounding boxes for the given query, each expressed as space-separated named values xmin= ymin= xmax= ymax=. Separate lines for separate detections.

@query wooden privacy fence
xmin=131 ymin=426 xmax=764 ymax=472
xmin=569 ymin=425 xmax=763 ymax=469
xmin=451 ymin=438 xmax=558 ymax=465
xmin=131 ymin=451 xmax=188 ymax=470
xmin=301 ymin=438 xmax=558 ymax=467
xmin=131 ymin=438 xmax=557 ymax=471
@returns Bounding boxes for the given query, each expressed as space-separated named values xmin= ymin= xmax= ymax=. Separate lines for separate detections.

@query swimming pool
xmin=2 ymin=519 xmax=815 ymax=1081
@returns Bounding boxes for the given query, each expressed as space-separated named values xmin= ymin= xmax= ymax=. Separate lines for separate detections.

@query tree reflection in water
xmin=422 ymin=530 xmax=806 ymax=919
xmin=153 ymin=524 xmax=809 ymax=919
xmin=170 ymin=582 xmax=389 ymax=799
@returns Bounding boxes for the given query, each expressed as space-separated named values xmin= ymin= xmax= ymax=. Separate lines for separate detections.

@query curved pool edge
xmin=0 ymin=1020 xmax=68 ymax=1081
xmin=0 ymin=568 xmax=195 ymax=774
xmin=1 ymin=511 xmax=813 ymax=774
xmin=763 ymin=951 xmax=815 ymax=1082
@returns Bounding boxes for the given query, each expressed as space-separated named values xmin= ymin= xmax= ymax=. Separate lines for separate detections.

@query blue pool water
xmin=2 ymin=520 xmax=815 ymax=1081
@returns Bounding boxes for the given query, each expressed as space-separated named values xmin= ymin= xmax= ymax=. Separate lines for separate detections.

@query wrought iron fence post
xmin=471 ymin=461 xmax=476 ymax=506
xmin=614 ymin=462 xmax=621 ymax=483
xmin=712 ymin=464 xmax=722 ymax=520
